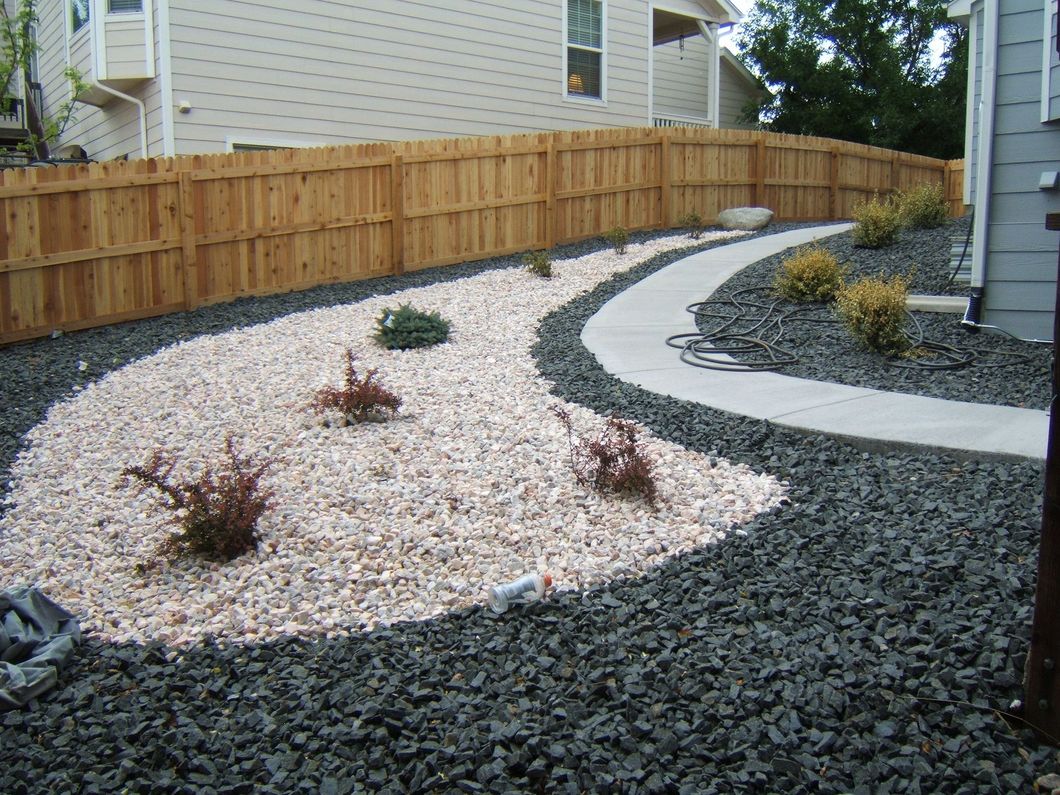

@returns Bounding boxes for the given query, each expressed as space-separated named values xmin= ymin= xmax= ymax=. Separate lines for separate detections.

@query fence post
xmin=391 ymin=154 xmax=404 ymax=276
xmin=890 ymin=154 xmax=899 ymax=196
xmin=754 ymin=138 xmax=766 ymax=207
xmin=660 ymin=130 xmax=671 ymax=230
xmin=545 ymin=140 xmax=557 ymax=249
xmin=829 ymin=147 xmax=840 ymax=220
xmin=178 ymin=171 xmax=198 ymax=311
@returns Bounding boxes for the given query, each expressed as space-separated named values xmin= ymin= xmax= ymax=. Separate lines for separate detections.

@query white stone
xmin=0 ymin=230 xmax=789 ymax=648
xmin=717 ymin=207 xmax=774 ymax=231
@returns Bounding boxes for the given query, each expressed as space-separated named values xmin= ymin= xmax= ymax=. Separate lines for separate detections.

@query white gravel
xmin=0 ymin=232 xmax=788 ymax=647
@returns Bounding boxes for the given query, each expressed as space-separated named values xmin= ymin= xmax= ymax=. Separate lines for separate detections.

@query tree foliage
xmin=0 ymin=0 xmax=85 ymax=160
xmin=735 ymin=0 xmax=967 ymax=159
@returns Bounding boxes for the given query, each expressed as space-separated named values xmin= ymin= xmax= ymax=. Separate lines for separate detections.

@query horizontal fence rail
xmin=0 ymin=127 xmax=964 ymax=344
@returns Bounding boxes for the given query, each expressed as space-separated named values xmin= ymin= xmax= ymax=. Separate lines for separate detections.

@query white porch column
xmin=696 ymin=19 xmax=721 ymax=128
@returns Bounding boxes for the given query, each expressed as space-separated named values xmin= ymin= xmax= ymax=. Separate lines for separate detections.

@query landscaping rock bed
xmin=1 ymin=220 xmax=1056 ymax=793
xmin=697 ymin=216 xmax=1051 ymax=409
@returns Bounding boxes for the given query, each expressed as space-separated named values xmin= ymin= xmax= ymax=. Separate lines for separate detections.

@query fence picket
xmin=0 ymin=127 xmax=964 ymax=344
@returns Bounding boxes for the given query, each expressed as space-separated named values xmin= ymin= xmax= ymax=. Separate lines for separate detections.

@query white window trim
xmin=562 ymin=0 xmax=607 ymax=105
xmin=225 ymin=135 xmax=316 ymax=153
xmin=1041 ymin=0 xmax=1059 ymax=123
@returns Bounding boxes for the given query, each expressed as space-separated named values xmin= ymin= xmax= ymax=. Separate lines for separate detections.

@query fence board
xmin=0 ymin=127 xmax=964 ymax=344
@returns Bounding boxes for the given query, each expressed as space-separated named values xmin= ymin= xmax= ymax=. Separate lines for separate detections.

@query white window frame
xmin=107 ymin=0 xmax=143 ymax=13
xmin=1042 ymin=0 xmax=1059 ymax=122
xmin=225 ymin=135 xmax=315 ymax=153
xmin=563 ymin=0 xmax=607 ymax=104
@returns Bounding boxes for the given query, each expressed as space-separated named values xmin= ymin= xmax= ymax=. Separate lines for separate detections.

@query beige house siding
xmin=31 ymin=0 xmax=746 ymax=158
xmin=652 ymin=35 xmax=710 ymax=119
xmin=104 ymin=17 xmax=150 ymax=79
xmin=36 ymin=0 xmax=164 ymax=160
xmin=718 ymin=56 xmax=759 ymax=129
xmin=165 ymin=0 xmax=651 ymax=153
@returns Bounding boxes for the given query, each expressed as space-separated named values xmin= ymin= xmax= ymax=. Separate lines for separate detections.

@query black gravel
xmin=2 ymin=223 xmax=1057 ymax=793
xmin=692 ymin=216 xmax=1052 ymax=409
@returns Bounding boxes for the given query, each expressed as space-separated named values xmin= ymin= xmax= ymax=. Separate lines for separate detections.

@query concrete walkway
xmin=581 ymin=225 xmax=1049 ymax=461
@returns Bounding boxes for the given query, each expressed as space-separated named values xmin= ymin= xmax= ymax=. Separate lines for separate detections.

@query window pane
xmin=567 ymin=48 xmax=601 ymax=98
xmin=567 ymin=0 xmax=602 ymax=49
xmin=71 ymin=0 xmax=89 ymax=31
xmin=109 ymin=0 xmax=143 ymax=11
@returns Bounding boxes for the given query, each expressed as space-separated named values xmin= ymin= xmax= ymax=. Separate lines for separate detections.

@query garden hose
xmin=667 ymin=285 xmax=1032 ymax=374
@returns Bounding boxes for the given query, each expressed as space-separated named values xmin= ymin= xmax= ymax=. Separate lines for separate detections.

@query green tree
xmin=735 ymin=0 xmax=967 ymax=159
xmin=0 ymin=0 xmax=86 ymax=160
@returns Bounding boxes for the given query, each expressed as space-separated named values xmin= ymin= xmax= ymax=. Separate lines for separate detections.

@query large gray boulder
xmin=717 ymin=207 xmax=774 ymax=231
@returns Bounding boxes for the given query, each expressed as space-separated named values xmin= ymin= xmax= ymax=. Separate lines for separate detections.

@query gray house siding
xmin=981 ymin=0 xmax=1060 ymax=340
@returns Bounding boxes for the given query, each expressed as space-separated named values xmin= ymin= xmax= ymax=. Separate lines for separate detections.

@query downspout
xmin=86 ymin=0 xmax=147 ymax=158
xmin=86 ymin=79 xmax=148 ymax=158
xmin=963 ymin=0 xmax=1000 ymax=333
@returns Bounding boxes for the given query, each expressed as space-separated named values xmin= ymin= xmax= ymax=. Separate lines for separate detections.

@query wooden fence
xmin=0 ymin=126 xmax=965 ymax=344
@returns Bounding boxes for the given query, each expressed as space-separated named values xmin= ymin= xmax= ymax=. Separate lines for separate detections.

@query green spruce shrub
xmin=773 ymin=245 xmax=847 ymax=303
xmin=523 ymin=250 xmax=553 ymax=278
xmin=852 ymin=196 xmax=901 ymax=249
xmin=895 ymin=183 xmax=949 ymax=229
xmin=374 ymin=304 xmax=450 ymax=350
xmin=835 ymin=273 xmax=911 ymax=355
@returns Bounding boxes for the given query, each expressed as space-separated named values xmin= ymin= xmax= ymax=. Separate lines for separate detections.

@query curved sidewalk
xmin=581 ymin=225 xmax=1048 ymax=461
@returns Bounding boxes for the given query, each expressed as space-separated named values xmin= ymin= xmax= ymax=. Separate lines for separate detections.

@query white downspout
xmin=86 ymin=0 xmax=147 ymax=158
xmin=961 ymin=0 xmax=999 ymax=333
xmin=970 ymin=0 xmax=999 ymax=291
xmin=696 ymin=20 xmax=720 ymax=128
xmin=87 ymin=80 xmax=148 ymax=158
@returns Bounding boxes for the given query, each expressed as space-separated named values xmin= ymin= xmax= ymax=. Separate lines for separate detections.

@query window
xmin=71 ymin=0 xmax=89 ymax=33
xmin=566 ymin=0 xmax=604 ymax=100
xmin=109 ymin=0 xmax=143 ymax=12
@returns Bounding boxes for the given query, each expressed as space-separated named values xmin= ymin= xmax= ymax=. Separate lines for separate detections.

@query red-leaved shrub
xmin=121 ymin=436 xmax=274 ymax=564
xmin=311 ymin=349 xmax=402 ymax=424
xmin=553 ymin=406 xmax=658 ymax=508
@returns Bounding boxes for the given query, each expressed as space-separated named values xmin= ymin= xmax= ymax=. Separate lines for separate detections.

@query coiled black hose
xmin=666 ymin=286 xmax=1031 ymax=373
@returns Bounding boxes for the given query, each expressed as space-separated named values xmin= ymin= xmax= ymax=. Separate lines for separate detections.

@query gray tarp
xmin=0 ymin=587 xmax=81 ymax=710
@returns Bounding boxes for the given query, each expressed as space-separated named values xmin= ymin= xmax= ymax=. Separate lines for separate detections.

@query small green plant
xmin=895 ymin=183 xmax=949 ymax=229
xmin=120 ymin=437 xmax=274 ymax=564
xmin=852 ymin=195 xmax=901 ymax=249
xmin=552 ymin=407 xmax=658 ymax=508
xmin=773 ymin=244 xmax=848 ymax=303
xmin=677 ymin=211 xmax=705 ymax=240
xmin=523 ymin=250 xmax=553 ymax=278
xmin=311 ymin=348 xmax=402 ymax=425
xmin=603 ymin=226 xmax=630 ymax=254
xmin=374 ymin=303 xmax=451 ymax=350
xmin=835 ymin=273 xmax=911 ymax=355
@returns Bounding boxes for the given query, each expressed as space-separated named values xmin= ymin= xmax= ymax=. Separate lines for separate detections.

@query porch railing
xmin=652 ymin=113 xmax=714 ymax=129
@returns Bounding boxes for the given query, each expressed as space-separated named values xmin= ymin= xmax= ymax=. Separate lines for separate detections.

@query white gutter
xmin=970 ymin=0 xmax=999 ymax=290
